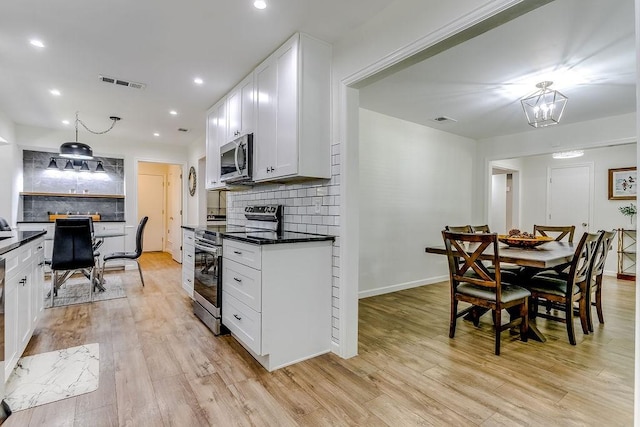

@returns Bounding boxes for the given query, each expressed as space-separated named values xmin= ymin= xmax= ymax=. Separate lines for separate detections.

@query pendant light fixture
xmin=60 ymin=111 xmax=121 ymax=159
xmin=521 ymin=81 xmax=568 ymax=128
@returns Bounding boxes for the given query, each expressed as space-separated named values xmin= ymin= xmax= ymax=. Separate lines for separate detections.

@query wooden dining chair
xmin=533 ymin=225 xmax=576 ymax=242
xmin=442 ymin=230 xmax=530 ymax=355
xmin=523 ymin=231 xmax=603 ymax=345
xmin=587 ymin=230 xmax=617 ymax=331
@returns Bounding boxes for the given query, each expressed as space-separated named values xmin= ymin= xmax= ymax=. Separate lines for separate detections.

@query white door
xmin=138 ymin=174 xmax=164 ymax=251
xmin=167 ymin=165 xmax=182 ymax=263
xmin=548 ymin=164 xmax=592 ymax=233
xmin=490 ymin=174 xmax=507 ymax=233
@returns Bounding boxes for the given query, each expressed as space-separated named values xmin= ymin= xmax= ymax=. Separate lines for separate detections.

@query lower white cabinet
xmin=221 ymin=238 xmax=332 ymax=371
xmin=181 ymin=229 xmax=195 ymax=298
xmin=4 ymin=236 xmax=45 ymax=380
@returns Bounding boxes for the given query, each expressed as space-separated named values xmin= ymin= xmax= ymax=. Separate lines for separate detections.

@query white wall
xmin=0 ymin=111 xmax=20 ymax=225
xmin=358 ymin=108 xmax=477 ymax=297
xmin=515 ymin=144 xmax=637 ymax=275
xmin=186 ymin=135 xmax=206 ymax=226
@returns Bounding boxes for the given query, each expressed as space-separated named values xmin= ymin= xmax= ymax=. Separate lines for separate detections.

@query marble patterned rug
xmin=5 ymin=343 xmax=100 ymax=411
xmin=45 ymin=274 xmax=126 ymax=308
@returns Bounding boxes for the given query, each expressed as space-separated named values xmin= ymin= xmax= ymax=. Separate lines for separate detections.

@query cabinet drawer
xmin=182 ymin=271 xmax=194 ymax=298
xmin=95 ymin=223 xmax=125 ymax=233
xmin=183 ymin=243 xmax=195 ymax=266
xmin=223 ymin=239 xmax=261 ymax=269
xmin=183 ymin=230 xmax=195 ymax=245
xmin=4 ymin=249 xmax=19 ymax=280
xmin=222 ymin=292 xmax=261 ymax=355
xmin=222 ymin=259 xmax=261 ymax=312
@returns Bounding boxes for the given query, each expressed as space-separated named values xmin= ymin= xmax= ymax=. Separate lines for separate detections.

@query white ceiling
xmin=360 ymin=0 xmax=636 ymax=140
xmin=0 ymin=0 xmax=393 ymax=145
xmin=1 ymin=1 xmax=635 ymax=147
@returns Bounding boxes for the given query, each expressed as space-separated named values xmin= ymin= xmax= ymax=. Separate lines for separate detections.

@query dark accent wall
xmin=21 ymin=150 xmax=126 ymax=221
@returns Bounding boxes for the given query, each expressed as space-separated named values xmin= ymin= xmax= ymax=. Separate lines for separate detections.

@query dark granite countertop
xmin=181 ymin=225 xmax=335 ymax=245
xmin=0 ymin=230 xmax=47 ymax=256
xmin=17 ymin=220 xmax=126 ymax=223
xmin=222 ymin=230 xmax=335 ymax=245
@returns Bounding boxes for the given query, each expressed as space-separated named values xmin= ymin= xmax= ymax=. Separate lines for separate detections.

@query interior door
xmin=138 ymin=174 xmax=164 ymax=251
xmin=167 ymin=165 xmax=182 ymax=262
xmin=548 ymin=164 xmax=592 ymax=233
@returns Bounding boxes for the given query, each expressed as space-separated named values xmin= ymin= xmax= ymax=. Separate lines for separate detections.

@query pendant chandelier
xmin=59 ymin=111 xmax=121 ymax=159
xmin=520 ymin=81 xmax=567 ymax=128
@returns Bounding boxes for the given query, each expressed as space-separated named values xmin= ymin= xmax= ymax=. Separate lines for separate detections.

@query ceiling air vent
xmin=99 ymin=75 xmax=146 ymax=90
xmin=178 ymin=128 xmax=189 ymax=133
xmin=432 ymin=116 xmax=457 ymax=123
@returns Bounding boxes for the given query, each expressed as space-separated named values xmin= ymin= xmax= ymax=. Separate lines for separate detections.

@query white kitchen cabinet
xmin=16 ymin=223 xmax=53 ymax=272
xmin=181 ymin=228 xmax=195 ymax=298
xmin=205 ymin=99 xmax=227 ymax=190
xmin=254 ymin=33 xmax=331 ymax=182
xmin=221 ymin=238 xmax=332 ymax=371
xmin=4 ymin=235 xmax=45 ymax=380
xmin=226 ymin=73 xmax=255 ymax=142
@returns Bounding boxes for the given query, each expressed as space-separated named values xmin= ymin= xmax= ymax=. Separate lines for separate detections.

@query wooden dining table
xmin=424 ymin=240 xmax=576 ymax=342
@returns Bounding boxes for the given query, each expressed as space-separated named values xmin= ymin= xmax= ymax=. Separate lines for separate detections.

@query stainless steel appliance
xmin=192 ymin=228 xmax=226 ymax=335
xmin=220 ymin=133 xmax=253 ymax=184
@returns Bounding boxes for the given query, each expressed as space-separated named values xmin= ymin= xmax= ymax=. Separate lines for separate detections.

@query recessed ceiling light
xmin=50 ymin=89 xmax=61 ymax=96
xmin=169 ymin=110 xmax=178 ymax=116
xmin=153 ymin=132 xmax=160 ymax=137
xmin=194 ymin=77 xmax=204 ymax=85
xmin=254 ymin=0 xmax=267 ymax=9
xmin=29 ymin=39 xmax=45 ymax=48
xmin=61 ymin=120 xmax=70 ymax=125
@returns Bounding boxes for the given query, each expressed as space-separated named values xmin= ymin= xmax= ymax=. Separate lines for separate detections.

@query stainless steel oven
xmin=192 ymin=231 xmax=225 ymax=335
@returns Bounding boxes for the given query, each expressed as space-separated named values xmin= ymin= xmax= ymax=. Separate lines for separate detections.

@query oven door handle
xmin=194 ymin=242 xmax=220 ymax=253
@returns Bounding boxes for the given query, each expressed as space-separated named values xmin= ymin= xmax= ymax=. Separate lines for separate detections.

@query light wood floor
xmin=5 ymin=252 xmax=634 ymax=426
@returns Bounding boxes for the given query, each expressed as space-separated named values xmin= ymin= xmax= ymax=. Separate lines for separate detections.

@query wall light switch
xmin=316 ymin=187 xmax=328 ymax=196
xmin=314 ymin=199 xmax=322 ymax=214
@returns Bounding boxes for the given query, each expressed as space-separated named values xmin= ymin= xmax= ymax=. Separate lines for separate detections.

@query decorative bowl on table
xmin=497 ymin=235 xmax=554 ymax=248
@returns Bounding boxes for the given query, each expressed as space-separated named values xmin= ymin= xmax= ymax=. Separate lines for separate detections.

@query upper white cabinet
xmin=254 ymin=33 xmax=331 ymax=182
xmin=227 ymin=73 xmax=255 ymax=142
xmin=205 ymin=99 xmax=227 ymax=190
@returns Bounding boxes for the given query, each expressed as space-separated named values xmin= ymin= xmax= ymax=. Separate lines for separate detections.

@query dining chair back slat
xmin=533 ymin=225 xmax=576 ymax=242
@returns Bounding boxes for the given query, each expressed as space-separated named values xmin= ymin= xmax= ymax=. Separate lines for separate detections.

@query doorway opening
xmin=137 ymin=161 xmax=183 ymax=263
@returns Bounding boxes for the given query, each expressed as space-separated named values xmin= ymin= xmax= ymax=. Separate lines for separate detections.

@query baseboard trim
xmin=358 ymin=275 xmax=448 ymax=299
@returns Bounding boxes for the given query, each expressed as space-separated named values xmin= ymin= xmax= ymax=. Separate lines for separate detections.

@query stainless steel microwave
xmin=220 ymin=133 xmax=253 ymax=184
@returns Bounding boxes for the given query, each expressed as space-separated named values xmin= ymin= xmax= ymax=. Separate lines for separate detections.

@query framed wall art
xmin=609 ymin=167 xmax=637 ymax=200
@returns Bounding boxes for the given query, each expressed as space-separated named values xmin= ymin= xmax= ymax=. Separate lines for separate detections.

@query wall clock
xmin=188 ymin=166 xmax=197 ymax=196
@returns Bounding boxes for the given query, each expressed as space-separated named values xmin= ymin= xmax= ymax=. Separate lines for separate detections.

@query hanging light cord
xmin=73 ymin=111 xmax=120 ymax=140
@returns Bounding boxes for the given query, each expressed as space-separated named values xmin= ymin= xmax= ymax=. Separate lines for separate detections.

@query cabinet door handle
xmin=233 ymin=251 xmax=242 ymax=255
xmin=37 ymin=246 xmax=43 ymax=250
xmin=233 ymin=314 xmax=242 ymax=321
xmin=19 ymin=277 xmax=27 ymax=285
xmin=38 ymin=262 xmax=45 ymax=267
xmin=187 ymin=279 xmax=192 ymax=283
xmin=187 ymin=254 xmax=192 ymax=258
xmin=233 ymin=277 xmax=242 ymax=283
